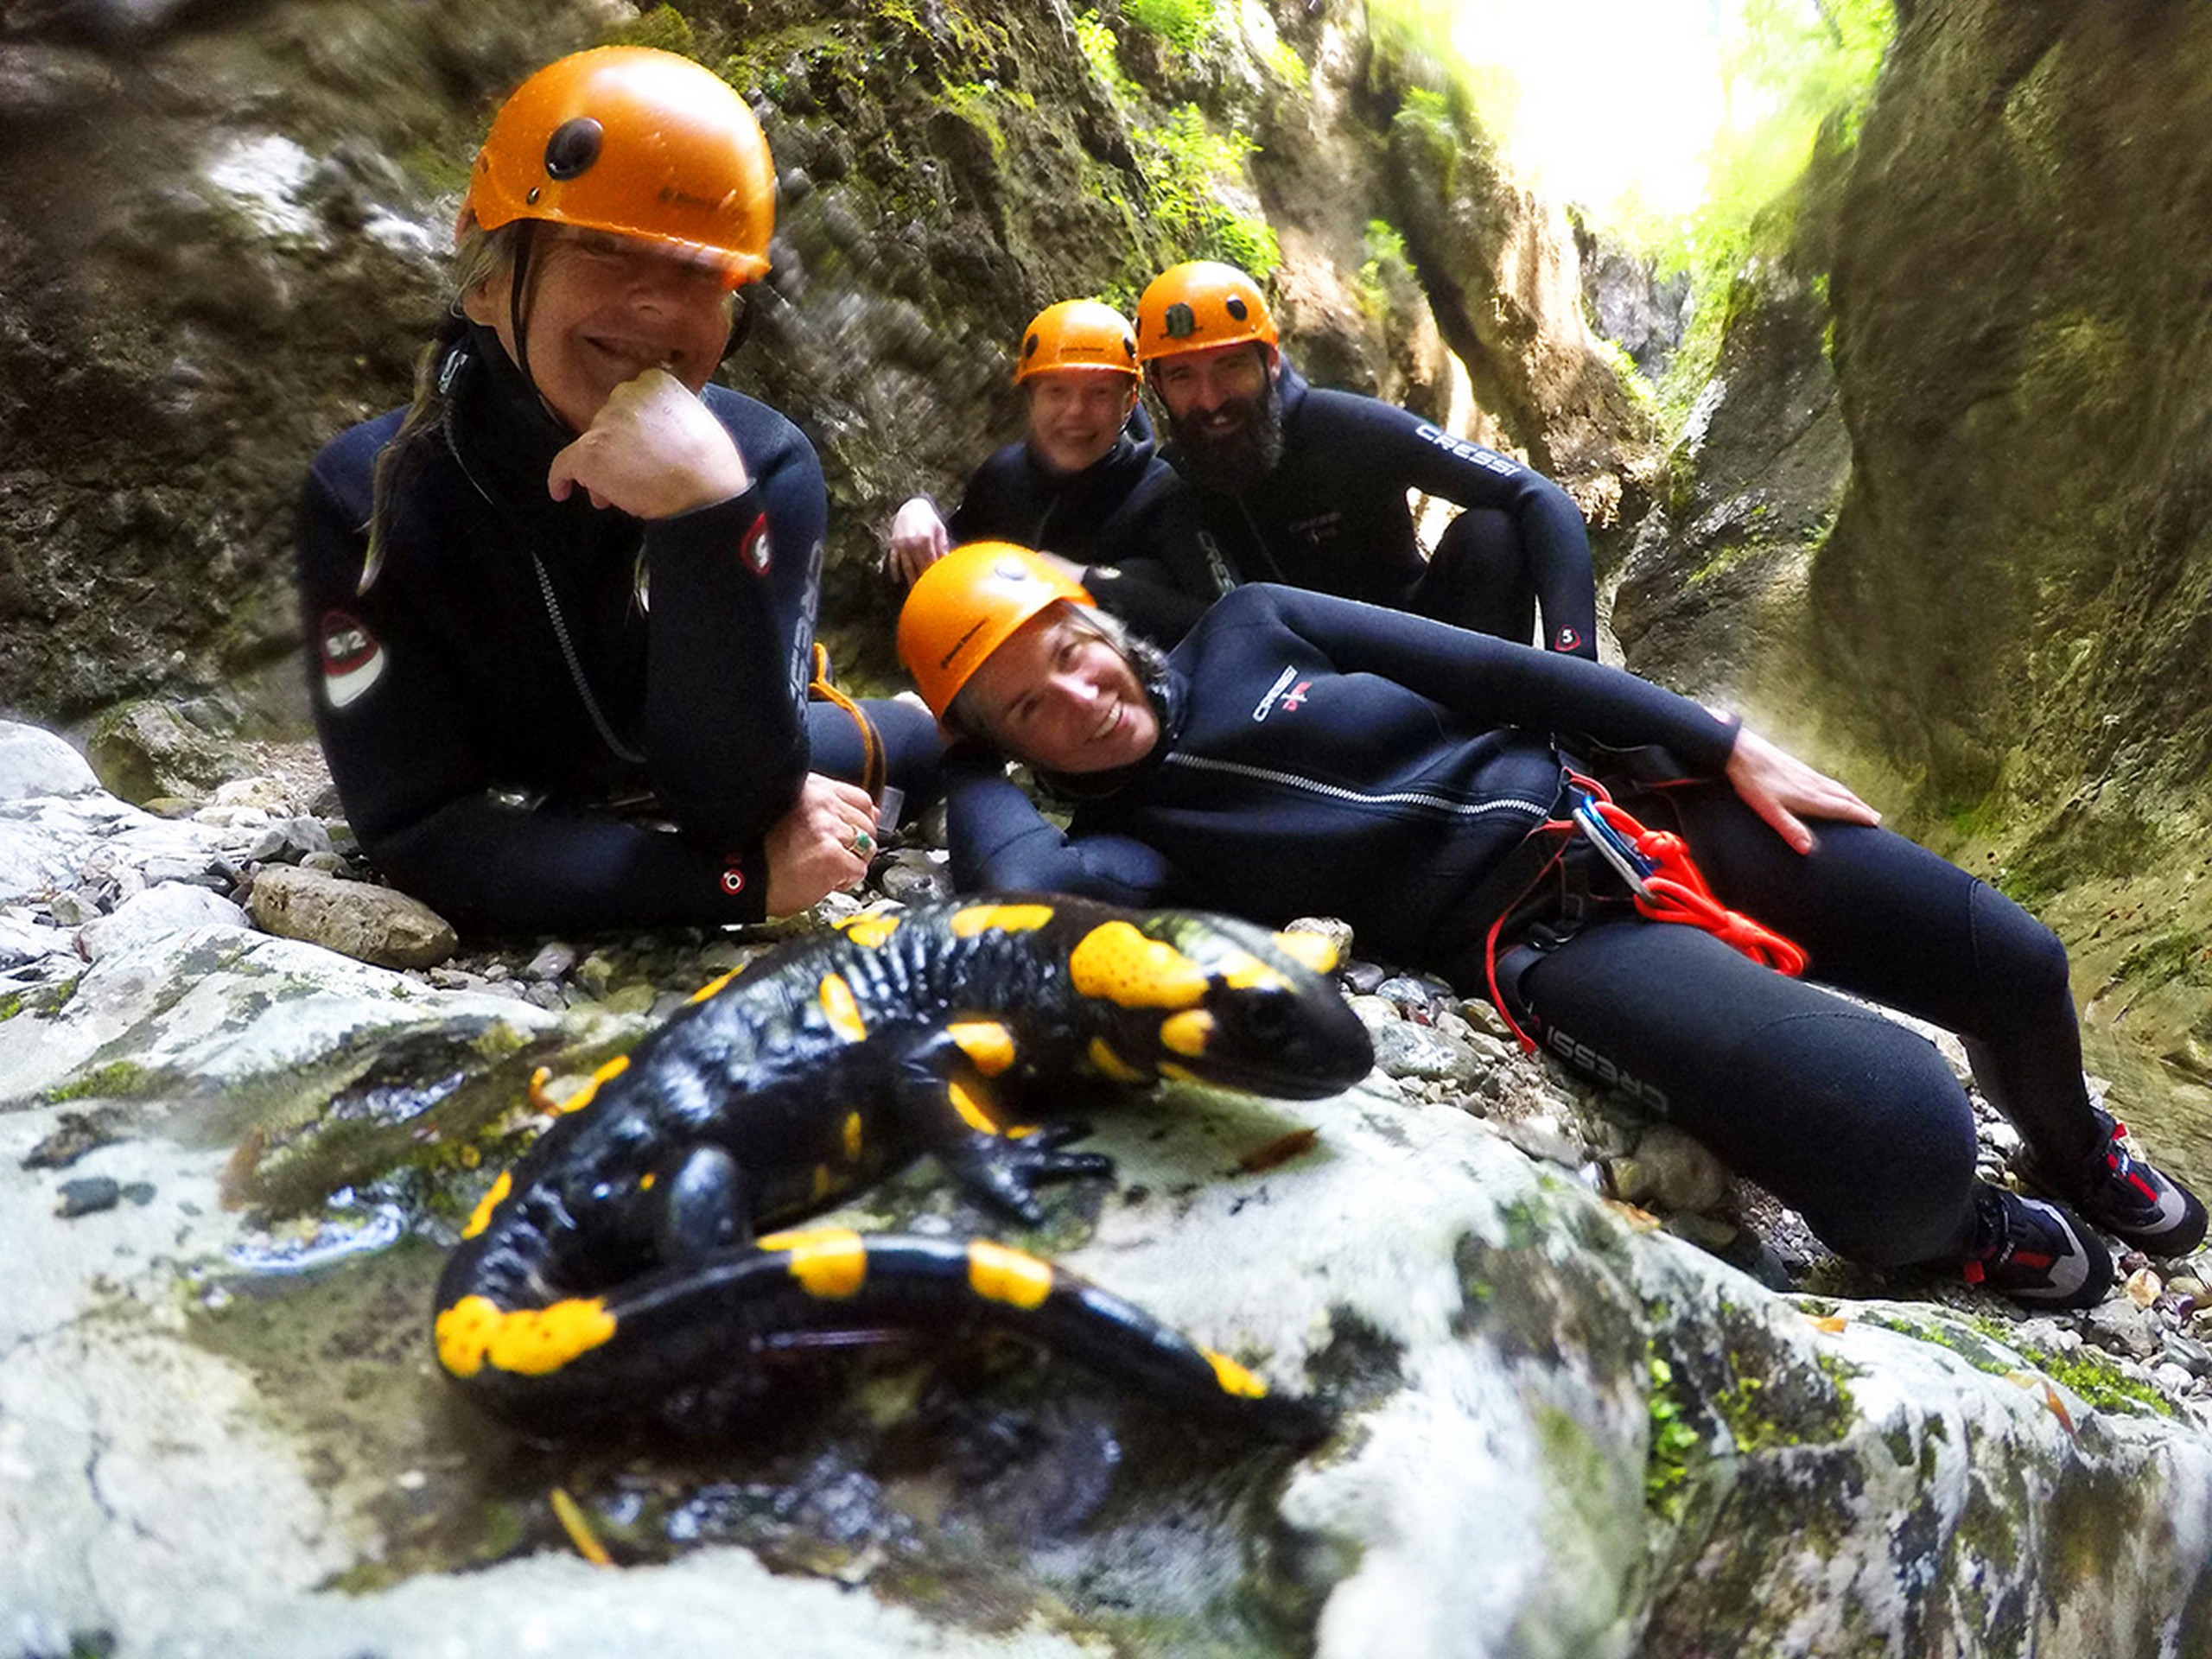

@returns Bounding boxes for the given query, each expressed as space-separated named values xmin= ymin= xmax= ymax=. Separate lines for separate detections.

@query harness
xmin=1467 ymin=771 xmax=1808 ymax=1054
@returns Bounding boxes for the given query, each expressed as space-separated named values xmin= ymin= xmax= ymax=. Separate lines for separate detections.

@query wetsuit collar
xmin=442 ymin=321 xmax=586 ymax=507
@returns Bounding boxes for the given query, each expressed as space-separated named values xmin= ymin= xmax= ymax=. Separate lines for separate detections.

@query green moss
xmin=1869 ymin=1308 xmax=2177 ymax=1420
xmin=45 ymin=1060 xmax=162 ymax=1103
xmin=2037 ymin=1348 xmax=2175 ymax=1418
xmin=2114 ymin=930 xmax=2212 ymax=993
xmin=1643 ymin=1352 xmax=1701 ymax=1516
xmin=607 ymin=3 xmax=699 ymax=55
xmin=0 ymin=993 xmax=22 ymax=1021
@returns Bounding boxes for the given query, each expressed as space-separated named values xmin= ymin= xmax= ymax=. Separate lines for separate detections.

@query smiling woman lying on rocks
xmin=897 ymin=541 xmax=2208 ymax=1313
xmin=295 ymin=47 xmax=938 ymax=936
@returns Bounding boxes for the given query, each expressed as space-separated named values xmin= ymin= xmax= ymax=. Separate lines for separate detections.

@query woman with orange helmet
xmin=296 ymin=46 xmax=937 ymax=931
xmin=898 ymin=550 xmax=2205 ymax=1312
xmin=885 ymin=298 xmax=1209 ymax=646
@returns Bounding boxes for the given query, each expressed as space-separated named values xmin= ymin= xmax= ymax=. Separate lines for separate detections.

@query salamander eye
xmin=1226 ymin=985 xmax=1296 ymax=1044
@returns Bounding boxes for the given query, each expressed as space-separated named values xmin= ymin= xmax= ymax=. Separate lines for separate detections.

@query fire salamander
xmin=434 ymin=895 xmax=1375 ymax=1441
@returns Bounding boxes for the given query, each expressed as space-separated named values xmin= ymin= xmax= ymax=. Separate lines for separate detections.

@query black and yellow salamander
xmin=434 ymin=896 xmax=1374 ymax=1440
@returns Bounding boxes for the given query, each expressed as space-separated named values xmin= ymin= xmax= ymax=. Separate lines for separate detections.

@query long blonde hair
xmin=359 ymin=222 xmax=523 ymax=592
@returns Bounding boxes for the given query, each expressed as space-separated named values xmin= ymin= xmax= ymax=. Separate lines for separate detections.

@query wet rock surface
xmin=5 ymin=715 xmax=2212 ymax=1656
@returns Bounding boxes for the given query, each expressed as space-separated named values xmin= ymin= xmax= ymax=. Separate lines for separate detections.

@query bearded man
xmin=1136 ymin=260 xmax=1599 ymax=659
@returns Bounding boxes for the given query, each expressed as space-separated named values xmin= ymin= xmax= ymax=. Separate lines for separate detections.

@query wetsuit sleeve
xmin=635 ymin=410 xmax=823 ymax=849
xmin=296 ymin=444 xmax=772 ymax=932
xmin=1081 ymin=470 xmax=1221 ymax=646
xmin=944 ymin=446 xmax=1025 ymax=544
xmin=942 ymin=750 xmax=1176 ymax=903
xmin=1351 ymin=403 xmax=1599 ymax=658
xmin=1081 ymin=559 xmax=1211 ymax=645
xmin=1251 ymin=585 xmax=1737 ymax=772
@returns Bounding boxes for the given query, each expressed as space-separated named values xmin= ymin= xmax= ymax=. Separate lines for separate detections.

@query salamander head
xmin=1065 ymin=907 xmax=1373 ymax=1098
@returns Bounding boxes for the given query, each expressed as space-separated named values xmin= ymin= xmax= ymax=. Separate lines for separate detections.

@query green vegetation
xmin=1644 ymin=1351 xmax=1702 ymax=1516
xmin=1370 ymin=0 xmax=1893 ymax=438
xmin=1356 ymin=218 xmax=1414 ymax=320
xmin=1131 ymin=105 xmax=1281 ymax=276
xmin=607 ymin=3 xmax=698 ymax=55
xmin=46 ymin=1060 xmax=158 ymax=1103
xmin=1123 ymin=0 xmax=1224 ymax=54
xmin=1637 ymin=0 xmax=1894 ymax=426
xmin=1073 ymin=9 xmax=1137 ymax=105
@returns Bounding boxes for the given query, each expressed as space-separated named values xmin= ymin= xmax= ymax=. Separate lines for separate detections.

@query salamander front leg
xmin=893 ymin=1031 xmax=1112 ymax=1224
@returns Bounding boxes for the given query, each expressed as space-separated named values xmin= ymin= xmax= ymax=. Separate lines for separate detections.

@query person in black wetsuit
xmin=296 ymin=47 xmax=938 ymax=933
xmin=1133 ymin=260 xmax=1602 ymax=661
xmin=885 ymin=299 xmax=1207 ymax=646
xmin=894 ymin=542 xmax=2208 ymax=1311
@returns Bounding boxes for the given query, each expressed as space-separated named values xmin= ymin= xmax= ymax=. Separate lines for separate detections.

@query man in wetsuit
xmin=886 ymin=299 xmax=1205 ymax=646
xmin=1135 ymin=260 xmax=1601 ymax=660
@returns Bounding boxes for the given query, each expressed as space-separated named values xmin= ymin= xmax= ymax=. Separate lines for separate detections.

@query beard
xmin=1167 ymin=376 xmax=1284 ymax=492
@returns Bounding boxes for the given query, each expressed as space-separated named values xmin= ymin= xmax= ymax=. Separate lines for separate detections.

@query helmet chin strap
xmin=505 ymin=219 xmax=573 ymax=433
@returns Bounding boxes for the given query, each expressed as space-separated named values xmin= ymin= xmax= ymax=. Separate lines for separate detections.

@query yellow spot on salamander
xmin=461 ymin=1169 xmax=512 ymax=1240
xmin=527 ymin=1066 xmax=559 ymax=1113
xmin=554 ymin=1054 xmax=630 ymax=1117
xmin=819 ymin=973 xmax=868 ymax=1043
xmin=811 ymin=1163 xmax=838 ymax=1200
xmin=1160 ymin=1062 xmax=1200 ymax=1084
xmin=687 ymin=967 xmax=741 ymax=1004
xmin=947 ymin=1020 xmax=1017 ymax=1077
xmin=1221 ymin=950 xmax=1290 ymax=991
xmin=948 ymin=1079 xmax=1002 ymax=1135
xmin=1088 ymin=1038 xmax=1150 ymax=1084
xmin=435 ymin=1295 xmax=501 ymax=1376
xmin=842 ymin=1111 xmax=864 ymax=1160
xmin=760 ymin=1227 xmax=868 ymax=1298
xmin=1204 ymin=1349 xmax=1270 ymax=1399
xmin=1272 ymin=929 xmax=1342 ymax=975
xmin=435 ymin=1294 xmax=617 ymax=1378
xmin=950 ymin=902 xmax=1055 ymax=938
xmin=1160 ymin=1009 xmax=1215 ymax=1058
xmin=639 ymin=1172 xmax=656 ymax=1192
xmin=968 ymin=1240 xmax=1055 ymax=1310
xmin=1069 ymin=921 xmax=1209 ymax=1009
xmin=550 ymin=1486 xmax=613 ymax=1568
xmin=837 ymin=912 xmax=903 ymax=949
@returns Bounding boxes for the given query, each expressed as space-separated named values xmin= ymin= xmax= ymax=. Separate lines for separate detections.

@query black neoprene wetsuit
xmin=296 ymin=323 xmax=938 ymax=932
xmin=938 ymin=410 xmax=1208 ymax=646
xmin=943 ymin=584 xmax=2105 ymax=1268
xmin=1156 ymin=363 xmax=1602 ymax=659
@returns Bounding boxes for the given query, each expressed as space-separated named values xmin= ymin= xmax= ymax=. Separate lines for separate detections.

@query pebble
xmin=55 ymin=1177 xmax=120 ymax=1217
xmin=525 ymin=942 xmax=577 ymax=982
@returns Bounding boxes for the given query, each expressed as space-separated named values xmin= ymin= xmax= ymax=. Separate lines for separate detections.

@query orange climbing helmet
xmin=1135 ymin=261 xmax=1277 ymax=363
xmin=1014 ymin=299 xmax=1140 ymax=385
xmin=897 ymin=543 xmax=1094 ymax=717
xmin=462 ymin=46 xmax=776 ymax=288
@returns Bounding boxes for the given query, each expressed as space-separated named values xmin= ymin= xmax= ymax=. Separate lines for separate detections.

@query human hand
xmin=1724 ymin=727 xmax=1881 ymax=855
xmin=762 ymin=773 xmax=879 ymax=917
xmin=547 ymin=368 xmax=750 ymax=518
xmin=886 ymin=497 xmax=950 ymax=585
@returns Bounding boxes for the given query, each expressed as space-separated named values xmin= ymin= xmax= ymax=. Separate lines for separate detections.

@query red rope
xmin=1585 ymin=797 xmax=1808 ymax=976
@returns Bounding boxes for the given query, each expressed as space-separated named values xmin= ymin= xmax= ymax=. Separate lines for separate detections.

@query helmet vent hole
xmin=1164 ymin=302 xmax=1196 ymax=339
xmin=543 ymin=117 xmax=604 ymax=181
xmin=1225 ymin=296 xmax=1248 ymax=321
xmin=1022 ymin=333 xmax=1039 ymax=359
